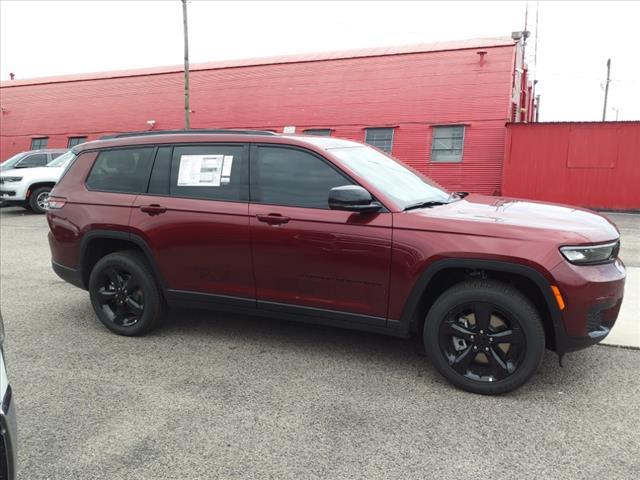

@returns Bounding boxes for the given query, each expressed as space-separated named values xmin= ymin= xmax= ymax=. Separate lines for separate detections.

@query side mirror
xmin=328 ymin=185 xmax=382 ymax=213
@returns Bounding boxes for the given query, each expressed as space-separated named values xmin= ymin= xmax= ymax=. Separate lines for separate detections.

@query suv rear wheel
xmin=28 ymin=186 xmax=52 ymax=214
xmin=424 ymin=280 xmax=545 ymax=395
xmin=88 ymin=251 xmax=165 ymax=335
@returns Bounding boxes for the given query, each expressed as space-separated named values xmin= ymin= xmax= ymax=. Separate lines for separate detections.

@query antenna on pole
xmin=602 ymin=58 xmax=611 ymax=121
xmin=182 ymin=0 xmax=191 ymax=129
xmin=534 ymin=1 xmax=539 ymax=78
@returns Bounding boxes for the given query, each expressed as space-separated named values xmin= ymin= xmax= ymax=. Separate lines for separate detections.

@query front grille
xmin=0 ymin=191 xmax=15 ymax=197
xmin=587 ymin=308 xmax=603 ymax=333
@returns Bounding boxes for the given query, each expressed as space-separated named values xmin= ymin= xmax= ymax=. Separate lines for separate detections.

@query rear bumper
xmin=52 ymin=261 xmax=85 ymax=290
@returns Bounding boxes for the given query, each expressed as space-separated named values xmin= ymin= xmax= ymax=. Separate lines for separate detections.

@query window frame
xmin=364 ymin=127 xmax=395 ymax=154
xmin=30 ymin=137 xmax=48 ymax=150
xmin=84 ymin=145 xmax=157 ymax=195
xmin=430 ymin=125 xmax=466 ymax=163
xmin=67 ymin=136 xmax=88 ymax=148
xmin=249 ymin=144 xmax=362 ymax=210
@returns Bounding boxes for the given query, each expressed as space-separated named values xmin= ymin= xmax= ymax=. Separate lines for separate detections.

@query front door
xmin=129 ymin=143 xmax=255 ymax=304
xmin=249 ymin=145 xmax=392 ymax=321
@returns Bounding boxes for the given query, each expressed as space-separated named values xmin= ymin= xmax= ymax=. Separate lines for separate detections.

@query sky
xmin=1 ymin=0 xmax=639 ymax=122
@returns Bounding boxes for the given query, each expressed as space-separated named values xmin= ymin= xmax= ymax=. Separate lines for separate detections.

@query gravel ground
xmin=1 ymin=207 xmax=639 ymax=480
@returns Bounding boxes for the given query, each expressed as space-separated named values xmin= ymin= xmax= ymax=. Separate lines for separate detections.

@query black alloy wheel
xmin=95 ymin=267 xmax=145 ymax=327
xmin=438 ymin=301 xmax=525 ymax=383
xmin=424 ymin=280 xmax=545 ymax=395
xmin=88 ymin=251 xmax=165 ymax=335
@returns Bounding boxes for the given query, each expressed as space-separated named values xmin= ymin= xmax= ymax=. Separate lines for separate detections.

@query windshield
xmin=0 ymin=152 xmax=27 ymax=170
xmin=47 ymin=150 xmax=75 ymax=167
xmin=329 ymin=146 xmax=450 ymax=209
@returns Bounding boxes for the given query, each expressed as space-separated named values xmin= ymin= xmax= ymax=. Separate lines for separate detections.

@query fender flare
xmin=400 ymin=258 xmax=567 ymax=353
xmin=78 ymin=229 xmax=168 ymax=289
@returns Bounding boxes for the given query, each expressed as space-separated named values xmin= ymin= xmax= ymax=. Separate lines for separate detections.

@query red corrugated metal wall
xmin=0 ymin=43 xmax=518 ymax=195
xmin=503 ymin=122 xmax=640 ymax=210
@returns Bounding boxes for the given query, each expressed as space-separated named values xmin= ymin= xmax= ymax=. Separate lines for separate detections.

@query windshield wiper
xmin=403 ymin=200 xmax=450 ymax=211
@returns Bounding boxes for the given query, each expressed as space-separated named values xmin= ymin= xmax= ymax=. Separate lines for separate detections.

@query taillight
xmin=47 ymin=197 xmax=67 ymax=210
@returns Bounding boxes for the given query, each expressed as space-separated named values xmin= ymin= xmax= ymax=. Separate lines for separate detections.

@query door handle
xmin=139 ymin=204 xmax=167 ymax=216
xmin=256 ymin=213 xmax=290 ymax=225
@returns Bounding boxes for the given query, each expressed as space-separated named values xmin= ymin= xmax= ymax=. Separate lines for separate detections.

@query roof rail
xmin=99 ymin=129 xmax=278 ymax=140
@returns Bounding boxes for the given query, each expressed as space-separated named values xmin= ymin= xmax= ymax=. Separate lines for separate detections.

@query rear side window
xmin=18 ymin=153 xmax=48 ymax=167
xmin=251 ymin=146 xmax=352 ymax=209
xmin=170 ymin=145 xmax=248 ymax=202
xmin=86 ymin=147 xmax=154 ymax=193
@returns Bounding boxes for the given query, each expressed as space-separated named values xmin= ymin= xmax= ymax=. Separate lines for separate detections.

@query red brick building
xmin=0 ymin=36 xmax=535 ymax=195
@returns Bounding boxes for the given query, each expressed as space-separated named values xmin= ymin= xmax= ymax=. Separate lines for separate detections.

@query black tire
xmin=424 ymin=280 xmax=545 ymax=395
xmin=88 ymin=250 xmax=165 ymax=336
xmin=28 ymin=186 xmax=51 ymax=214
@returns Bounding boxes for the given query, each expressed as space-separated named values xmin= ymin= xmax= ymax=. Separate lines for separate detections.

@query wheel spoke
xmin=449 ymin=346 xmax=476 ymax=375
xmin=125 ymin=296 xmax=143 ymax=313
xmin=487 ymin=346 xmax=512 ymax=379
xmin=442 ymin=320 xmax=474 ymax=340
xmin=104 ymin=268 xmax=123 ymax=288
xmin=97 ymin=287 xmax=116 ymax=303
xmin=474 ymin=303 xmax=492 ymax=331
xmin=112 ymin=305 xmax=126 ymax=325
xmin=490 ymin=327 xmax=524 ymax=345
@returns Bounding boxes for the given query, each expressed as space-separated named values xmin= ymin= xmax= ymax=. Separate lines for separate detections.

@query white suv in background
xmin=0 ymin=150 xmax=75 ymax=214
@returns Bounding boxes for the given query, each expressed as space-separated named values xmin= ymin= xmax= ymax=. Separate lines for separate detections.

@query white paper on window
xmin=177 ymin=155 xmax=224 ymax=187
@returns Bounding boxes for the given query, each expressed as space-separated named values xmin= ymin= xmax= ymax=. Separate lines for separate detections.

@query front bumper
xmin=0 ymin=182 xmax=28 ymax=202
xmin=551 ymin=258 xmax=626 ymax=353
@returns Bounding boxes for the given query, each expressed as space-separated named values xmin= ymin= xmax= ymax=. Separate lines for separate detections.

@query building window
xmin=67 ymin=136 xmax=87 ymax=148
xmin=31 ymin=137 xmax=48 ymax=149
xmin=365 ymin=128 xmax=394 ymax=153
xmin=431 ymin=126 xmax=465 ymax=163
xmin=303 ymin=129 xmax=332 ymax=136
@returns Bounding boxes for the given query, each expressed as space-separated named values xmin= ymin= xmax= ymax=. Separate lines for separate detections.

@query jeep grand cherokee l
xmin=46 ymin=130 xmax=626 ymax=394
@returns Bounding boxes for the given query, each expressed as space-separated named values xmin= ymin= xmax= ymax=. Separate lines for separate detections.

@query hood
xmin=0 ymin=165 xmax=63 ymax=179
xmin=402 ymin=194 xmax=619 ymax=244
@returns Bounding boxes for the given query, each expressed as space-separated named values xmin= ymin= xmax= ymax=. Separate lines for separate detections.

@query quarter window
xmin=86 ymin=148 xmax=154 ymax=193
xmin=251 ymin=146 xmax=352 ymax=209
xmin=364 ymin=128 xmax=394 ymax=153
xmin=170 ymin=145 xmax=248 ymax=202
xmin=31 ymin=137 xmax=48 ymax=149
xmin=67 ymin=136 xmax=87 ymax=148
xmin=303 ymin=129 xmax=332 ymax=136
xmin=431 ymin=126 xmax=465 ymax=163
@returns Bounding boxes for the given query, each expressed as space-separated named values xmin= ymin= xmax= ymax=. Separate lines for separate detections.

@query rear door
xmin=129 ymin=143 xmax=255 ymax=304
xmin=249 ymin=145 xmax=392 ymax=321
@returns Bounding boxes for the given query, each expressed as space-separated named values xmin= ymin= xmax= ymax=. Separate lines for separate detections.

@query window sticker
xmin=177 ymin=155 xmax=224 ymax=187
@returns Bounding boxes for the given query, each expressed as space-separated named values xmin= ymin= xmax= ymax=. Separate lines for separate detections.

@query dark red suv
xmin=46 ymin=130 xmax=626 ymax=394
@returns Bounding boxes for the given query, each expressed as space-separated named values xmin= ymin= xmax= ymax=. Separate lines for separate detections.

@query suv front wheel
xmin=88 ymin=251 xmax=165 ymax=335
xmin=29 ymin=186 xmax=52 ymax=214
xmin=424 ymin=280 xmax=545 ymax=395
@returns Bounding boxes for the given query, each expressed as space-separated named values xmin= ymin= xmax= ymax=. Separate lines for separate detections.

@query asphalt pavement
xmin=1 ymin=207 xmax=638 ymax=480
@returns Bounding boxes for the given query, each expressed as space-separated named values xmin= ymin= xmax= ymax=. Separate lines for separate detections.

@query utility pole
xmin=602 ymin=58 xmax=611 ymax=121
xmin=182 ymin=0 xmax=191 ymax=129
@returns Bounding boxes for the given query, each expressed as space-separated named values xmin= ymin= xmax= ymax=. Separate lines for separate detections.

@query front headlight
xmin=560 ymin=241 xmax=620 ymax=265
xmin=1 ymin=176 xmax=23 ymax=183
